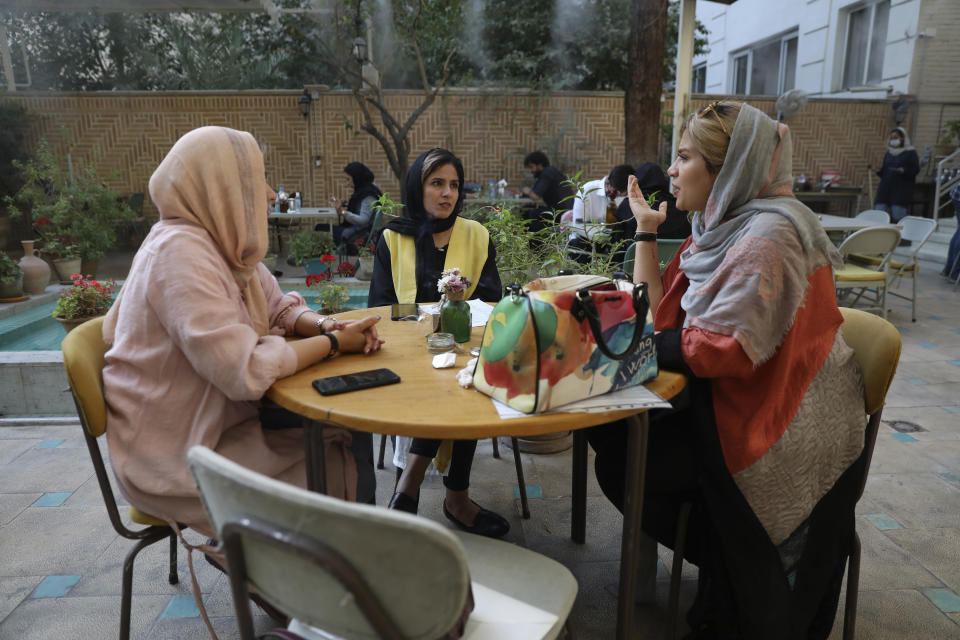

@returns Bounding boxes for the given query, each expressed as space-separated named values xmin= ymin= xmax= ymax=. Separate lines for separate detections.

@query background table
xmin=268 ymin=306 xmax=685 ymax=639
xmin=818 ymin=213 xmax=897 ymax=232
xmin=796 ymin=188 xmax=862 ymax=217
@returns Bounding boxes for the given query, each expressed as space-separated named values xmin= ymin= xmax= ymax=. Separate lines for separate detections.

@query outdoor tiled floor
xmin=1 ymin=256 xmax=959 ymax=639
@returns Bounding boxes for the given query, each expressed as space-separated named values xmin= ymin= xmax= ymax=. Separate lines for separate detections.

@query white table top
xmin=268 ymin=207 xmax=337 ymax=219
xmin=817 ymin=214 xmax=896 ymax=232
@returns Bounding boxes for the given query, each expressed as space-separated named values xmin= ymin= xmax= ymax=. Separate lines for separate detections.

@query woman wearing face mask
xmin=587 ymin=102 xmax=867 ymax=638
xmin=368 ymin=148 xmax=509 ymax=539
xmin=873 ymin=127 xmax=919 ymax=222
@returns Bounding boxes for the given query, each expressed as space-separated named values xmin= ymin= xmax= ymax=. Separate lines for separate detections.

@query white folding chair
xmin=855 ymin=209 xmax=891 ymax=224
xmin=834 ymin=227 xmax=901 ymax=319
xmin=886 ymin=216 xmax=937 ymax=322
xmin=187 ymin=446 xmax=578 ymax=640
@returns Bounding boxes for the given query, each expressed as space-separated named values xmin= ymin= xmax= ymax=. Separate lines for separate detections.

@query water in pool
xmin=0 ymin=289 xmax=370 ymax=351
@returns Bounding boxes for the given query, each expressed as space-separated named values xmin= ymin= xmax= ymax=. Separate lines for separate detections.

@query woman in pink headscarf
xmin=102 ymin=126 xmax=383 ymax=537
xmin=588 ymin=102 xmax=867 ymax=639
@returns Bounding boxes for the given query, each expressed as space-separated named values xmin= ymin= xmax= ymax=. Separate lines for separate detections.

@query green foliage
xmin=308 ymin=279 xmax=350 ymax=313
xmin=288 ymin=229 xmax=336 ymax=266
xmin=372 ymin=192 xmax=403 ymax=221
xmin=52 ymin=273 xmax=117 ymax=320
xmin=0 ymin=102 xmax=34 ymax=217
xmin=5 ymin=139 xmax=135 ymax=260
xmin=941 ymin=120 xmax=960 ymax=146
xmin=0 ymin=252 xmax=22 ymax=284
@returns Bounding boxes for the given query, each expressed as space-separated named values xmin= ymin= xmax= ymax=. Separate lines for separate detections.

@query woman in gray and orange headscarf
xmin=588 ymin=103 xmax=867 ymax=639
xmin=102 ymin=127 xmax=383 ymax=538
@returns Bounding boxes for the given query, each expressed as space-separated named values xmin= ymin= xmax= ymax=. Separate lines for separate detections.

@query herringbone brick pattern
xmin=5 ymin=90 xmax=935 ymax=220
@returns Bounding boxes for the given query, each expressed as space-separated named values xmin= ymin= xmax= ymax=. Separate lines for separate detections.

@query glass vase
xmin=440 ymin=294 xmax=471 ymax=343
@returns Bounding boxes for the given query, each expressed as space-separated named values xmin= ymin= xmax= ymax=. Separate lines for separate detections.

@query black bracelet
xmin=324 ymin=333 xmax=339 ymax=360
xmin=634 ymin=232 xmax=658 ymax=242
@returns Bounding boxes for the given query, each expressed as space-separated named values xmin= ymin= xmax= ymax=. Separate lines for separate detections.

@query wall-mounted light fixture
xmin=298 ymin=89 xmax=311 ymax=118
xmin=352 ymin=37 xmax=367 ymax=65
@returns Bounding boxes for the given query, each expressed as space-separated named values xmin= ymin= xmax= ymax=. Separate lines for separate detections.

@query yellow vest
xmin=383 ymin=217 xmax=489 ymax=304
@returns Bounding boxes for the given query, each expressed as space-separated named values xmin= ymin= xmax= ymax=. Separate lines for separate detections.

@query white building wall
xmin=691 ymin=0 xmax=923 ymax=98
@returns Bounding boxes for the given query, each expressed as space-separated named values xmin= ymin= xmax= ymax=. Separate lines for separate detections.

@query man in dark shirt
xmin=520 ymin=151 xmax=574 ymax=233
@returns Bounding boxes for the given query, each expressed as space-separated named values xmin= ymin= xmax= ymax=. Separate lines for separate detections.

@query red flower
xmin=320 ymin=254 xmax=336 ymax=263
xmin=305 ymin=273 xmax=323 ymax=286
xmin=337 ymin=261 xmax=356 ymax=277
xmin=35 ymin=217 xmax=52 ymax=226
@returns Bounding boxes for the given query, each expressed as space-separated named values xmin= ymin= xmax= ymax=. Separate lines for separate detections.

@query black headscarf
xmin=386 ymin=148 xmax=465 ymax=238
xmin=344 ymin=162 xmax=382 ymax=216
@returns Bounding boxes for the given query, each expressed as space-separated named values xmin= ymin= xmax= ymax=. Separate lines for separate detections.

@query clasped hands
xmin=327 ymin=315 xmax=384 ymax=356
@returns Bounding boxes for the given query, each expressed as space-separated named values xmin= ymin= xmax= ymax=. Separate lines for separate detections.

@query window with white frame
xmin=841 ymin=0 xmax=889 ymax=88
xmin=729 ymin=31 xmax=798 ymax=96
xmin=692 ymin=63 xmax=706 ymax=93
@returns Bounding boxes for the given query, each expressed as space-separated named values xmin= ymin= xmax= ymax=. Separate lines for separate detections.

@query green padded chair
xmin=622 ymin=238 xmax=685 ymax=276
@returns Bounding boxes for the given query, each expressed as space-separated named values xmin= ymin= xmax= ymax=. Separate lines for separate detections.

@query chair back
xmin=838 ymin=308 xmax=902 ymax=501
xmin=897 ymin=215 xmax=936 ymax=248
xmin=837 ymin=227 xmax=901 ymax=265
xmin=855 ymin=209 xmax=890 ymax=224
xmin=838 ymin=308 xmax=901 ymax=415
xmin=62 ymin=316 xmax=109 ymax=438
xmin=187 ymin=446 xmax=472 ymax=640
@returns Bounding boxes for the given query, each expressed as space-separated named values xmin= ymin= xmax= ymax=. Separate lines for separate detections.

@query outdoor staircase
xmin=919 ymin=212 xmax=955 ymax=273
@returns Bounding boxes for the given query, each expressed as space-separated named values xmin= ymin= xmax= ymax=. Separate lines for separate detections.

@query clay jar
xmin=19 ymin=240 xmax=50 ymax=295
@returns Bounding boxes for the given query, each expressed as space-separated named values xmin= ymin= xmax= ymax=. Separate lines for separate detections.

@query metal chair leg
xmin=120 ymin=532 xmax=167 ymax=640
xmin=665 ymin=502 xmax=693 ymax=640
xmin=168 ymin=532 xmax=179 ymax=585
xmin=377 ymin=433 xmax=387 ymax=469
xmin=843 ymin=531 xmax=861 ymax=640
xmin=510 ymin=437 xmax=530 ymax=519
xmin=491 ymin=436 xmax=500 ymax=458
xmin=571 ymin=430 xmax=588 ymax=544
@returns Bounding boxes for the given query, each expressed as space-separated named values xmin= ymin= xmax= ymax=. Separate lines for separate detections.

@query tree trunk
xmin=625 ymin=0 xmax=668 ymax=168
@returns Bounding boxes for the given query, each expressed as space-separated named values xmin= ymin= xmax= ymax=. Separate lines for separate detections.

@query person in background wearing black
xmin=872 ymin=127 xmax=919 ymax=223
xmin=520 ymin=151 xmax=574 ymax=232
xmin=326 ymin=162 xmax=383 ymax=251
xmin=610 ymin=162 xmax=691 ymax=264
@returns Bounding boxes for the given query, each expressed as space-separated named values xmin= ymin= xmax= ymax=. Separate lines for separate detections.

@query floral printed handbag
xmin=473 ymin=274 xmax=658 ymax=413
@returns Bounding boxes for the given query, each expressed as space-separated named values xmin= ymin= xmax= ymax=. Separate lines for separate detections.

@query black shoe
xmin=388 ymin=491 xmax=419 ymax=514
xmin=442 ymin=500 xmax=510 ymax=539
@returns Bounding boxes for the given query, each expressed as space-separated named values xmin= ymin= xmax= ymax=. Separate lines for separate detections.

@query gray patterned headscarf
xmin=677 ymin=103 xmax=843 ymax=364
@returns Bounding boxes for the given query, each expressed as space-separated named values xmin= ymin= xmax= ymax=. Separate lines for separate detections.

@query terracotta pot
xmin=53 ymin=257 xmax=82 ymax=284
xmin=55 ymin=314 xmax=105 ymax=334
xmin=356 ymin=256 xmax=374 ymax=281
xmin=80 ymin=257 xmax=99 ymax=278
xmin=0 ymin=272 xmax=24 ymax=300
xmin=19 ymin=240 xmax=51 ymax=295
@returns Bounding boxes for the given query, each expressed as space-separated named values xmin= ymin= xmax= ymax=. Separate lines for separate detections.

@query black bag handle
xmin=572 ymin=281 xmax=650 ymax=360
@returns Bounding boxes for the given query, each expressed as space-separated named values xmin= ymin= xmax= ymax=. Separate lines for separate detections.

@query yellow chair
xmin=834 ymin=226 xmax=901 ymax=319
xmin=836 ymin=307 xmax=902 ymax=639
xmin=847 ymin=216 xmax=936 ymax=322
xmin=61 ymin=316 xmax=180 ymax=640
xmin=662 ymin=308 xmax=901 ymax=640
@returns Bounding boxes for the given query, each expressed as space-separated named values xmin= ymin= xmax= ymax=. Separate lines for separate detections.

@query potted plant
xmin=306 ymin=274 xmax=351 ymax=314
xmin=5 ymin=139 xmax=136 ymax=277
xmin=33 ymin=216 xmax=81 ymax=283
xmin=354 ymin=239 xmax=376 ymax=281
xmin=0 ymin=251 xmax=24 ymax=299
xmin=288 ymin=229 xmax=336 ymax=275
xmin=936 ymin=120 xmax=960 ymax=155
xmin=52 ymin=272 xmax=117 ymax=334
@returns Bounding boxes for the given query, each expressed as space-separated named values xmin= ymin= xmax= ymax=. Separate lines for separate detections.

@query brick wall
xmin=912 ymin=0 xmax=960 ymax=154
xmin=3 ymin=88 xmax=944 ymax=222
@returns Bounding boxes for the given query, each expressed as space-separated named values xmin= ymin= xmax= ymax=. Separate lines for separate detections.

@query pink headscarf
xmin=105 ymin=126 xmax=270 ymax=340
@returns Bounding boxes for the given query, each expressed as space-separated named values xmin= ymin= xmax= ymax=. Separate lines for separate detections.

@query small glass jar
xmin=426 ymin=332 xmax=456 ymax=354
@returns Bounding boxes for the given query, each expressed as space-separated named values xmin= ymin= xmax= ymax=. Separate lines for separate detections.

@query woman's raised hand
xmin=628 ymin=174 xmax=667 ymax=233
xmin=333 ymin=315 xmax=384 ymax=355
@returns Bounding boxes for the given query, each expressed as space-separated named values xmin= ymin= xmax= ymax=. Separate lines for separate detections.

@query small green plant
xmin=288 ymin=229 xmax=336 ymax=266
xmin=353 ymin=238 xmax=376 ymax=258
xmin=0 ymin=252 xmax=22 ymax=283
xmin=372 ymin=192 xmax=403 ymax=221
xmin=52 ymin=273 xmax=117 ymax=320
xmin=940 ymin=120 xmax=960 ymax=146
xmin=307 ymin=275 xmax=350 ymax=313
xmin=6 ymin=139 xmax=135 ymax=261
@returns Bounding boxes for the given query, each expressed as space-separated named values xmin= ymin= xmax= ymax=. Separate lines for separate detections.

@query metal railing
xmin=933 ymin=148 xmax=960 ymax=222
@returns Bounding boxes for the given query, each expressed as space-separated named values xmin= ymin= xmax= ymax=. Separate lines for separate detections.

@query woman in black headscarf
xmin=327 ymin=162 xmax=383 ymax=249
xmin=368 ymin=148 xmax=508 ymax=539
xmin=613 ymin=163 xmax=691 ymax=243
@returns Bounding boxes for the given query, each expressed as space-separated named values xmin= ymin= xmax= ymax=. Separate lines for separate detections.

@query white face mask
xmin=889 ymin=138 xmax=902 ymax=148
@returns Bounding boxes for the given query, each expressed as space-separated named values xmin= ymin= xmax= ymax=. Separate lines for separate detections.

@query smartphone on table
xmin=312 ymin=368 xmax=401 ymax=396
xmin=391 ymin=303 xmax=419 ymax=321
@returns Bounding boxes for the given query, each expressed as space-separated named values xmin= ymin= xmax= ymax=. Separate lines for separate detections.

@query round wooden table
xmin=268 ymin=305 xmax=686 ymax=639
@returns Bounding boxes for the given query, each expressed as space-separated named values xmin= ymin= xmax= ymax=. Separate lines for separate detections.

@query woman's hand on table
xmin=333 ymin=314 xmax=384 ymax=355
xmin=627 ymin=174 xmax=667 ymax=233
